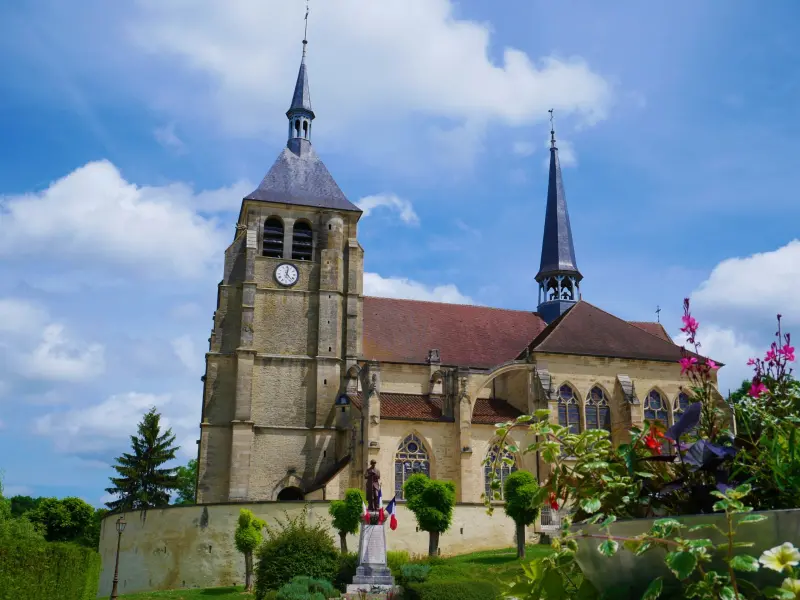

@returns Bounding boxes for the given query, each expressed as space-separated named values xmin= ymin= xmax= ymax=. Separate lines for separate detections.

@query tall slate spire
xmin=535 ymin=110 xmax=583 ymax=324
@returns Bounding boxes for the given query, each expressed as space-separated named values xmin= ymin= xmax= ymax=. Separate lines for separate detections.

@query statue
xmin=365 ymin=459 xmax=381 ymax=512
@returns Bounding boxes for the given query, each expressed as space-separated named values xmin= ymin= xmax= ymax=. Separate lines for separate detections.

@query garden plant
xmin=403 ymin=473 xmax=456 ymax=557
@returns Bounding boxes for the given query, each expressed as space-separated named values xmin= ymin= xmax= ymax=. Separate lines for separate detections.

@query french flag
xmin=386 ymin=495 xmax=398 ymax=531
xmin=377 ymin=490 xmax=385 ymax=523
xmin=362 ymin=499 xmax=370 ymax=525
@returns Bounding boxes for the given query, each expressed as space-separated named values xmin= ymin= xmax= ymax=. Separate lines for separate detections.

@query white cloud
xmin=542 ymin=138 xmax=578 ymax=169
xmin=171 ymin=335 xmax=203 ymax=372
xmin=512 ymin=141 xmax=536 ymax=157
xmin=0 ymin=160 xmax=231 ymax=280
xmin=154 ymin=122 xmax=186 ymax=152
xmin=18 ymin=324 xmax=105 ymax=383
xmin=0 ymin=299 xmax=48 ymax=335
xmin=364 ymin=272 xmax=473 ymax=304
xmin=35 ymin=390 xmax=198 ymax=456
xmin=128 ymin=0 xmax=613 ymax=142
xmin=356 ymin=194 xmax=419 ymax=225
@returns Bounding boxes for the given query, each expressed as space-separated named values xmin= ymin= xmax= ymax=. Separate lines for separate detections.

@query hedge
xmin=0 ymin=534 xmax=101 ymax=600
xmin=405 ymin=580 xmax=501 ymax=600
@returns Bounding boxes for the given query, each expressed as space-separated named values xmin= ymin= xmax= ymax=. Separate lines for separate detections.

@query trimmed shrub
xmin=0 ymin=534 xmax=101 ymax=600
xmin=387 ymin=549 xmax=410 ymax=575
xmin=399 ymin=563 xmax=431 ymax=585
xmin=333 ymin=552 xmax=358 ymax=591
xmin=276 ymin=576 xmax=335 ymax=600
xmin=254 ymin=508 xmax=339 ymax=599
xmin=405 ymin=580 xmax=500 ymax=600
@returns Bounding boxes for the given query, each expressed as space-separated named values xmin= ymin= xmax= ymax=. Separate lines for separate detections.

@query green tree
xmin=174 ymin=459 xmax=198 ymax=505
xmin=328 ymin=488 xmax=365 ymax=553
xmin=729 ymin=378 xmax=752 ymax=405
xmin=28 ymin=497 xmax=95 ymax=545
xmin=403 ymin=473 xmax=456 ymax=556
xmin=9 ymin=495 xmax=41 ymax=518
xmin=105 ymin=407 xmax=180 ymax=511
xmin=502 ymin=470 xmax=541 ymax=559
xmin=234 ymin=509 xmax=266 ymax=592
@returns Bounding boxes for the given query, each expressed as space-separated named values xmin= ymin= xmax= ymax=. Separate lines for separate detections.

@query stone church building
xmin=195 ymin=40 xmax=720 ymax=510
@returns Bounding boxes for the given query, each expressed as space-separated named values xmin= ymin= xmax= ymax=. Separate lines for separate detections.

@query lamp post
xmin=110 ymin=515 xmax=127 ymax=600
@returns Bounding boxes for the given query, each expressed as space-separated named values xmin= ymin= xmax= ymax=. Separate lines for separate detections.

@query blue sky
xmin=1 ymin=0 xmax=799 ymax=506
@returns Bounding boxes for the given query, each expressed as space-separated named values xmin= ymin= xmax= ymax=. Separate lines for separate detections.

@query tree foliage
xmin=28 ymin=497 xmax=95 ymax=545
xmin=328 ymin=488 xmax=365 ymax=553
xmin=503 ymin=470 xmax=540 ymax=559
xmin=174 ymin=459 xmax=198 ymax=505
xmin=105 ymin=407 xmax=179 ymax=511
xmin=235 ymin=508 xmax=266 ymax=591
xmin=403 ymin=474 xmax=456 ymax=556
xmin=9 ymin=495 xmax=42 ymax=518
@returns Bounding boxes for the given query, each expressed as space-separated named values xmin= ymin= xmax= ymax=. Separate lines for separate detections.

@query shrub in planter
xmin=387 ymin=549 xmax=411 ymax=575
xmin=254 ymin=507 xmax=339 ymax=599
xmin=405 ymin=580 xmax=500 ymax=600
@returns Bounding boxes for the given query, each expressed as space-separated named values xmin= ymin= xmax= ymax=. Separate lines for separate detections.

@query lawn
xmin=120 ymin=545 xmax=552 ymax=599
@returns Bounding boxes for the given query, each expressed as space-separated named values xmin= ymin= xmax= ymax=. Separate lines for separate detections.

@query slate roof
xmin=536 ymin=142 xmax=581 ymax=280
xmin=472 ymin=398 xmax=523 ymax=424
xmin=244 ymin=142 xmax=362 ymax=212
xmin=288 ymin=53 xmax=314 ymax=117
xmin=362 ymin=297 xmax=547 ymax=368
xmin=522 ymin=301 xmax=712 ymax=364
xmin=348 ymin=392 xmax=521 ymax=424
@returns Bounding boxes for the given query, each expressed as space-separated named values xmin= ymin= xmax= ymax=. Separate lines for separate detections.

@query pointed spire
xmin=536 ymin=110 xmax=582 ymax=323
xmin=287 ymin=3 xmax=314 ymax=119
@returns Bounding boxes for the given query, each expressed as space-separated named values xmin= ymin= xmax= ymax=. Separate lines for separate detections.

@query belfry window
xmin=262 ymin=217 xmax=284 ymax=258
xmin=395 ymin=434 xmax=430 ymax=499
xmin=557 ymin=384 xmax=581 ymax=434
xmin=292 ymin=221 xmax=313 ymax=261
xmin=484 ymin=444 xmax=517 ymax=501
xmin=585 ymin=386 xmax=610 ymax=432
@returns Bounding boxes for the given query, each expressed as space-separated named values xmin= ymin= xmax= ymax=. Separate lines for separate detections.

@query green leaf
xmin=653 ymin=518 xmax=682 ymax=529
xmin=598 ymin=539 xmax=619 ymax=557
xmin=713 ymin=500 xmax=729 ymax=512
xmin=732 ymin=483 xmax=752 ymax=497
xmin=576 ymin=579 xmax=599 ymax=600
xmin=729 ymin=554 xmax=759 ymax=573
xmin=635 ymin=471 xmax=656 ymax=479
xmin=688 ymin=523 xmax=720 ymax=533
xmin=542 ymin=569 xmax=566 ymax=600
xmin=763 ymin=587 xmax=796 ymax=599
xmin=719 ymin=587 xmax=736 ymax=600
xmin=581 ymin=498 xmax=602 ymax=514
xmin=684 ymin=539 xmax=713 ymax=550
xmin=600 ymin=515 xmax=617 ymax=529
xmin=736 ymin=514 xmax=767 ymax=525
xmin=585 ymin=513 xmax=605 ymax=525
xmin=640 ymin=577 xmax=663 ymax=600
xmin=665 ymin=551 xmax=698 ymax=580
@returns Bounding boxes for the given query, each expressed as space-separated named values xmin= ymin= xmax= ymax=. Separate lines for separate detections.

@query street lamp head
xmin=116 ymin=515 xmax=127 ymax=534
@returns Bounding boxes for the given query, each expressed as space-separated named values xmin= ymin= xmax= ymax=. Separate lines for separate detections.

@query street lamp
xmin=110 ymin=515 xmax=127 ymax=600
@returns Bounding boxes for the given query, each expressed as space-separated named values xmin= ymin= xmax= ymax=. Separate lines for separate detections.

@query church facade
xmin=195 ymin=41 xmax=721 ymax=509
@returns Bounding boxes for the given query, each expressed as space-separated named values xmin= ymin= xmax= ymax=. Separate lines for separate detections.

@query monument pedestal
xmin=346 ymin=513 xmax=397 ymax=594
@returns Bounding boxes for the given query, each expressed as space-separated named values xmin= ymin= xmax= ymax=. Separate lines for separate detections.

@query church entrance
xmin=276 ymin=486 xmax=305 ymax=501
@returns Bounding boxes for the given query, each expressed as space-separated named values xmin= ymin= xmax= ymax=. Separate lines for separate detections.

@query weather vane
xmin=548 ymin=108 xmax=556 ymax=147
xmin=656 ymin=305 xmax=661 ymax=323
xmin=302 ymin=0 xmax=310 ymax=58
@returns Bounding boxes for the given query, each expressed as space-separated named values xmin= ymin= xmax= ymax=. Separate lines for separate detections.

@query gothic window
xmin=262 ymin=217 xmax=284 ymax=258
xmin=674 ymin=392 xmax=691 ymax=415
xmin=644 ymin=389 xmax=668 ymax=424
xmin=395 ymin=434 xmax=430 ymax=499
xmin=558 ymin=384 xmax=581 ymax=434
xmin=484 ymin=444 xmax=517 ymax=501
xmin=585 ymin=386 xmax=611 ymax=431
xmin=291 ymin=221 xmax=313 ymax=260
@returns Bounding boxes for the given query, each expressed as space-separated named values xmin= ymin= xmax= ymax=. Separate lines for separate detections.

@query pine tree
xmin=105 ymin=407 xmax=180 ymax=511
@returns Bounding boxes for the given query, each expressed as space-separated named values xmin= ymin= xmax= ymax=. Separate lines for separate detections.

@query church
xmin=195 ymin=37 xmax=721 ymax=510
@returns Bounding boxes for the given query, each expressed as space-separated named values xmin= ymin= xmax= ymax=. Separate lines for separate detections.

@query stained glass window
xmin=484 ymin=444 xmax=518 ymax=501
xmin=674 ymin=392 xmax=691 ymax=415
xmin=395 ymin=434 xmax=430 ymax=499
xmin=585 ymin=386 xmax=611 ymax=431
xmin=557 ymin=384 xmax=581 ymax=434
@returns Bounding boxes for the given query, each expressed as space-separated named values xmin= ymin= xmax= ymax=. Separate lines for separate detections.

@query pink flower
xmin=679 ymin=357 xmax=698 ymax=375
xmin=781 ymin=344 xmax=796 ymax=363
xmin=706 ymin=359 xmax=718 ymax=370
xmin=680 ymin=315 xmax=699 ymax=336
xmin=766 ymin=348 xmax=778 ymax=364
xmin=747 ymin=358 xmax=756 ymax=366
xmin=749 ymin=379 xmax=767 ymax=398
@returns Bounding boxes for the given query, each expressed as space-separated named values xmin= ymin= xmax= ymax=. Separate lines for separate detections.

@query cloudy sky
xmin=1 ymin=0 xmax=798 ymax=505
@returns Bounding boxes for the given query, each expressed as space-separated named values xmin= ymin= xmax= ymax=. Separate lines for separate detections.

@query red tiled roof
xmin=363 ymin=297 xmax=546 ymax=368
xmin=629 ymin=321 xmax=672 ymax=343
xmin=471 ymin=398 xmax=522 ymax=424
xmin=348 ymin=392 xmax=447 ymax=422
xmin=527 ymin=301 xmax=710 ymax=364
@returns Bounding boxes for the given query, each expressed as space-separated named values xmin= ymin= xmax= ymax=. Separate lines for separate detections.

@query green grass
xmin=120 ymin=544 xmax=552 ymax=599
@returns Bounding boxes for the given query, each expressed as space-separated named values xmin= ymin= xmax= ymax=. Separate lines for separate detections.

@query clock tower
xmin=196 ymin=34 xmax=364 ymax=503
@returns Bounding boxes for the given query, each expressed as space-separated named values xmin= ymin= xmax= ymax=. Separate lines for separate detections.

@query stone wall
xmin=97 ymin=501 xmax=534 ymax=597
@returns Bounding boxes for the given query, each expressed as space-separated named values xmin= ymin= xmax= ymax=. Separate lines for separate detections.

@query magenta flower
xmin=747 ymin=358 xmax=756 ymax=366
xmin=706 ymin=359 xmax=718 ymax=370
xmin=781 ymin=344 xmax=796 ymax=363
xmin=750 ymin=379 xmax=768 ymax=398
xmin=766 ymin=347 xmax=778 ymax=364
xmin=680 ymin=315 xmax=699 ymax=337
xmin=680 ymin=357 xmax=698 ymax=375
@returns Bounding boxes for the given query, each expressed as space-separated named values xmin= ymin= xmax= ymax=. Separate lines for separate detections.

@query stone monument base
xmin=347 ymin=514 xmax=397 ymax=594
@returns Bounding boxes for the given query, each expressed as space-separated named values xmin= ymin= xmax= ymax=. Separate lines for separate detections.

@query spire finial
xmin=302 ymin=0 xmax=309 ymax=60
xmin=548 ymin=108 xmax=556 ymax=148
xmin=656 ymin=305 xmax=661 ymax=323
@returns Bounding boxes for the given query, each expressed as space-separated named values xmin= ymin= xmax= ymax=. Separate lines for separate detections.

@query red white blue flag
xmin=386 ymin=495 xmax=398 ymax=531
xmin=362 ymin=498 xmax=370 ymax=525
xmin=377 ymin=489 xmax=385 ymax=523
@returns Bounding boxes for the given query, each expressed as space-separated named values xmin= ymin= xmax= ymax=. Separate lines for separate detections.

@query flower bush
xmin=486 ymin=299 xmax=799 ymax=599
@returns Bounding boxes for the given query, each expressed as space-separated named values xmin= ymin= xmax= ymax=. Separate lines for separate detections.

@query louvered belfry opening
xmin=262 ymin=217 xmax=284 ymax=258
xmin=292 ymin=221 xmax=313 ymax=260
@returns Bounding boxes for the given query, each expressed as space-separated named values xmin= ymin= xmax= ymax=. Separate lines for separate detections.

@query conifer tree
xmin=105 ymin=407 xmax=179 ymax=511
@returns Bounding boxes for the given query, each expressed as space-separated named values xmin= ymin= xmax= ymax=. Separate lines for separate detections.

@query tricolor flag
xmin=386 ymin=495 xmax=398 ymax=531
xmin=377 ymin=490 xmax=385 ymax=524
xmin=363 ymin=499 xmax=370 ymax=525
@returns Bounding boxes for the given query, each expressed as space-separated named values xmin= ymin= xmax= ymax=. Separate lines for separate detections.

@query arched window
xmin=292 ymin=221 xmax=313 ymax=260
xmin=484 ymin=444 xmax=517 ymax=501
xmin=395 ymin=434 xmax=430 ymax=499
xmin=262 ymin=217 xmax=284 ymax=258
xmin=585 ymin=386 xmax=611 ymax=431
xmin=644 ymin=390 xmax=668 ymax=424
xmin=674 ymin=392 xmax=691 ymax=416
xmin=558 ymin=384 xmax=581 ymax=434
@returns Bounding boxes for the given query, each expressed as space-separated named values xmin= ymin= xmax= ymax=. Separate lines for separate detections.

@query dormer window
xmin=292 ymin=221 xmax=313 ymax=260
xmin=262 ymin=217 xmax=284 ymax=258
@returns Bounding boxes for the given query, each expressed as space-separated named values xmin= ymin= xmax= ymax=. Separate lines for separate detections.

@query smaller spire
xmin=286 ymin=2 xmax=315 ymax=152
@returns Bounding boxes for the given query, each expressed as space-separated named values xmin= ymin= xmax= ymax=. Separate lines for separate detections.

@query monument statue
xmin=365 ymin=459 xmax=381 ymax=512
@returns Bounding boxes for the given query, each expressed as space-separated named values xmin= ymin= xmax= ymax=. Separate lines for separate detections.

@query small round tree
xmin=235 ymin=508 xmax=266 ymax=591
xmin=403 ymin=473 xmax=456 ymax=556
xmin=328 ymin=488 xmax=365 ymax=553
xmin=502 ymin=470 xmax=540 ymax=558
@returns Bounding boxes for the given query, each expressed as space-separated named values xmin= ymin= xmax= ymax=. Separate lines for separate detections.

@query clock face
xmin=275 ymin=263 xmax=299 ymax=287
